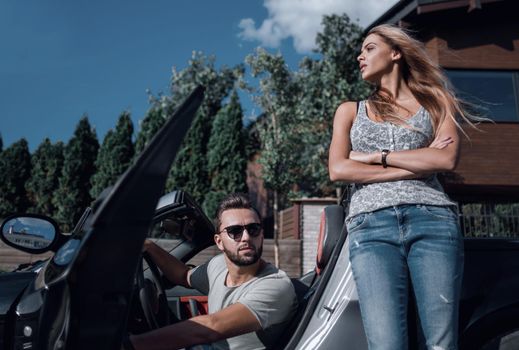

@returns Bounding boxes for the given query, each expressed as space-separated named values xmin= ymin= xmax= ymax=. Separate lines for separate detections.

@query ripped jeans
xmin=348 ymin=204 xmax=464 ymax=350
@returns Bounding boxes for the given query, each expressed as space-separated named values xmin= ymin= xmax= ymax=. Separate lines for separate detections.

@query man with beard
xmin=126 ymin=193 xmax=298 ymax=350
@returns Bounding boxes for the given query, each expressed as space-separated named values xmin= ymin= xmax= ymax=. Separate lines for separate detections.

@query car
xmin=1 ymin=86 xmax=519 ymax=350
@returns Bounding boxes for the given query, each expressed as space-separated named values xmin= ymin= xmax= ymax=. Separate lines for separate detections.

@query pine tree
xmin=53 ymin=116 xmax=99 ymax=231
xmin=25 ymin=138 xmax=64 ymax=216
xmin=90 ymin=112 xmax=134 ymax=198
xmin=0 ymin=138 xmax=32 ymax=216
xmin=203 ymin=91 xmax=247 ymax=217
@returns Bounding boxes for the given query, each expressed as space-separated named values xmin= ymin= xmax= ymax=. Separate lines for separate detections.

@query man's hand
xmin=141 ymin=239 xmax=191 ymax=288
xmin=143 ymin=239 xmax=154 ymax=253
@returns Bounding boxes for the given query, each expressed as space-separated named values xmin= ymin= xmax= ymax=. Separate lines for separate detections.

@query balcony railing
xmin=460 ymin=203 xmax=519 ymax=238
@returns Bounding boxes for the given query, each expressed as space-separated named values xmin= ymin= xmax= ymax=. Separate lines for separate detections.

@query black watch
xmin=381 ymin=149 xmax=390 ymax=168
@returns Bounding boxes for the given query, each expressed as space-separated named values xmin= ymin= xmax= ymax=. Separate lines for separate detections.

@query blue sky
xmin=0 ymin=0 xmax=396 ymax=150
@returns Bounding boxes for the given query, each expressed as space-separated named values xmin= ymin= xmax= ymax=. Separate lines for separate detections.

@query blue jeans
xmin=347 ymin=204 xmax=464 ymax=350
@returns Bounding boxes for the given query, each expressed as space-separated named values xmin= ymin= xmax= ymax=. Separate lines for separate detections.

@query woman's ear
xmin=391 ymin=49 xmax=402 ymax=61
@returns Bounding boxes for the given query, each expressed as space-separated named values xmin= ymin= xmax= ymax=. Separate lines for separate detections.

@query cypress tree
xmin=0 ymin=138 xmax=32 ymax=217
xmin=53 ymin=116 xmax=99 ymax=231
xmin=203 ymin=91 xmax=247 ymax=217
xmin=90 ymin=112 xmax=134 ymax=198
xmin=167 ymin=109 xmax=209 ymax=203
xmin=25 ymin=138 xmax=64 ymax=216
xmin=166 ymin=52 xmax=243 ymax=202
xmin=134 ymin=106 xmax=166 ymax=156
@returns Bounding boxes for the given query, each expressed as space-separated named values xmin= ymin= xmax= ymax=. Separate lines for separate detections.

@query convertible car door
xmin=37 ymin=87 xmax=205 ymax=350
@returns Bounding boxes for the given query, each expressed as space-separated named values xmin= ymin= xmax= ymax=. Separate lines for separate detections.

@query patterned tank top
xmin=347 ymin=100 xmax=456 ymax=219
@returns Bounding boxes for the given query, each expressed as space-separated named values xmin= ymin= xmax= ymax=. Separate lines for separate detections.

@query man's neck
xmin=224 ymin=258 xmax=265 ymax=287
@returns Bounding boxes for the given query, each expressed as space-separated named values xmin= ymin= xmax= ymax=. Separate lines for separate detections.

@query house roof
xmin=365 ymin=0 xmax=505 ymax=31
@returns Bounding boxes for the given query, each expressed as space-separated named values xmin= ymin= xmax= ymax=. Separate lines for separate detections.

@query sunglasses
xmin=220 ymin=223 xmax=262 ymax=241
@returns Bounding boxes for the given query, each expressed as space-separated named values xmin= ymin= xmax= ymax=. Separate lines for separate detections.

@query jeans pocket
xmin=418 ymin=205 xmax=458 ymax=221
xmin=346 ymin=212 xmax=370 ymax=232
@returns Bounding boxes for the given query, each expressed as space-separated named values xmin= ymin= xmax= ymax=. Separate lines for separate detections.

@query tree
xmin=246 ymin=13 xmax=368 ymax=265
xmin=203 ymin=91 xmax=248 ymax=217
xmin=53 ymin=116 xmax=99 ymax=231
xmin=0 ymin=138 xmax=32 ymax=217
xmin=166 ymin=52 xmax=244 ymax=204
xmin=247 ymin=49 xmax=301 ymax=266
xmin=134 ymin=104 xmax=166 ymax=156
xmin=247 ymin=13 xmax=368 ymax=201
xmin=295 ymin=14 xmax=369 ymax=195
xmin=25 ymin=138 xmax=64 ymax=216
xmin=90 ymin=111 xmax=134 ymax=198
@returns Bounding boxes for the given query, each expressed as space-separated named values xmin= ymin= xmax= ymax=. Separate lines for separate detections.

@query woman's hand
xmin=349 ymin=151 xmax=379 ymax=165
xmin=429 ymin=136 xmax=453 ymax=149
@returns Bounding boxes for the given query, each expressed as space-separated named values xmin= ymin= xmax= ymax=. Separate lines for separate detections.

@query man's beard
xmin=224 ymin=244 xmax=263 ymax=266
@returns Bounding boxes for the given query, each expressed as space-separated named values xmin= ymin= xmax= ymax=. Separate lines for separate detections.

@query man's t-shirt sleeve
xmin=238 ymin=275 xmax=297 ymax=330
xmin=188 ymin=262 xmax=210 ymax=295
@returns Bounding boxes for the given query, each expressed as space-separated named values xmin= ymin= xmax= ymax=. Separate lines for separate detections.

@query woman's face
xmin=357 ymin=33 xmax=399 ymax=83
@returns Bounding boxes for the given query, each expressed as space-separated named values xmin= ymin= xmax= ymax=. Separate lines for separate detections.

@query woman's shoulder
xmin=334 ymin=100 xmax=360 ymax=120
xmin=334 ymin=100 xmax=363 ymax=127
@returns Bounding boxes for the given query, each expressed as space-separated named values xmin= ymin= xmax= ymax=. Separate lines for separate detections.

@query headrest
xmin=315 ymin=205 xmax=345 ymax=275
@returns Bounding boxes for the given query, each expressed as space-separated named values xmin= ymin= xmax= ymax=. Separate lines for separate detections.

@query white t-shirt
xmin=190 ymin=254 xmax=298 ymax=350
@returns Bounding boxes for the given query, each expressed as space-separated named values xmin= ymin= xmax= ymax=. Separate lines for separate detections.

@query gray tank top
xmin=347 ymin=100 xmax=456 ymax=218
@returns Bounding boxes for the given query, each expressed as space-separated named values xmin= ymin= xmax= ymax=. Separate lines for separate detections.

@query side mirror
xmin=0 ymin=214 xmax=60 ymax=254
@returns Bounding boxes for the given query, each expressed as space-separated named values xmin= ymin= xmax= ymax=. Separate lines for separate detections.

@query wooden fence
xmin=1 ymin=238 xmax=303 ymax=277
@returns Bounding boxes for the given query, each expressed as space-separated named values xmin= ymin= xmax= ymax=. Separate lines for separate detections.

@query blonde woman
xmin=329 ymin=24 xmax=471 ymax=350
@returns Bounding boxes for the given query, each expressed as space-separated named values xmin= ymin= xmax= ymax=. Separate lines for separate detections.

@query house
xmin=366 ymin=0 xmax=519 ymax=236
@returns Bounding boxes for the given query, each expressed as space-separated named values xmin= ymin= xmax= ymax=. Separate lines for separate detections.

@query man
xmin=126 ymin=193 xmax=298 ymax=350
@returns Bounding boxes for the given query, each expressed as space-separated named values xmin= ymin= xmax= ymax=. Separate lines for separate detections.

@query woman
xmin=329 ymin=24 xmax=472 ymax=350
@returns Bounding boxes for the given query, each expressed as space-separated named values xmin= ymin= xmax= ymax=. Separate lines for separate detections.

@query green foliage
xmin=203 ymin=91 xmax=248 ymax=217
xmin=0 ymin=138 xmax=31 ymax=216
xmin=90 ymin=112 xmax=134 ymax=198
xmin=246 ymin=49 xmax=300 ymax=203
xmin=0 ymin=134 xmax=3 ymax=153
xmin=25 ymin=138 xmax=64 ymax=216
xmin=202 ymin=191 xmax=227 ymax=221
xmin=246 ymin=14 xmax=369 ymax=206
xmin=134 ymin=103 xmax=167 ymax=156
xmin=166 ymin=52 xmax=244 ymax=203
xmin=53 ymin=116 xmax=99 ymax=232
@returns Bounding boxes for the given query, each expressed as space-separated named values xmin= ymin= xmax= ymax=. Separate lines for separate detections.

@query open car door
xmin=36 ymin=87 xmax=205 ymax=350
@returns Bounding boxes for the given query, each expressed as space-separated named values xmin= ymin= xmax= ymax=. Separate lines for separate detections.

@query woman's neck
xmin=378 ymin=65 xmax=414 ymax=103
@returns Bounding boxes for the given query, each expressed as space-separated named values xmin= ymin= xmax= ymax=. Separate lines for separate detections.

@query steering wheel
xmin=136 ymin=252 xmax=171 ymax=330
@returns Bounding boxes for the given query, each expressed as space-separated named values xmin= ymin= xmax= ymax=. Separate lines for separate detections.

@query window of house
xmin=445 ymin=70 xmax=519 ymax=122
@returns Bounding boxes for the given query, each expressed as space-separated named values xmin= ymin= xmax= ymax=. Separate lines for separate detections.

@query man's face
xmin=215 ymin=208 xmax=263 ymax=266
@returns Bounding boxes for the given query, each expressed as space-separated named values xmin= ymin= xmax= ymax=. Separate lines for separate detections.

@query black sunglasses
xmin=220 ymin=223 xmax=262 ymax=241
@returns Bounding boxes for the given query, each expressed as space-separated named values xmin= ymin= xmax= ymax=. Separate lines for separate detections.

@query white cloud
xmin=239 ymin=0 xmax=398 ymax=53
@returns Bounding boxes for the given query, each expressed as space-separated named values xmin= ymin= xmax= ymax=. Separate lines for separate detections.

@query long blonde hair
xmin=366 ymin=24 xmax=476 ymax=135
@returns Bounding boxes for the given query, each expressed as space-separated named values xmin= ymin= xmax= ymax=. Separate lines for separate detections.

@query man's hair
xmin=215 ymin=193 xmax=261 ymax=232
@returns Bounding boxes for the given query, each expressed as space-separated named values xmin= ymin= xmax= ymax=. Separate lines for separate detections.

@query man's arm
xmin=129 ymin=302 xmax=261 ymax=350
xmin=143 ymin=239 xmax=190 ymax=287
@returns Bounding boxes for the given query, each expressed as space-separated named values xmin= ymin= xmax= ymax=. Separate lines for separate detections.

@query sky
xmin=0 ymin=0 xmax=397 ymax=151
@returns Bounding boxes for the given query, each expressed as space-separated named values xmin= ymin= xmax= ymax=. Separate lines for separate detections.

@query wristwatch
xmin=381 ymin=149 xmax=390 ymax=168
